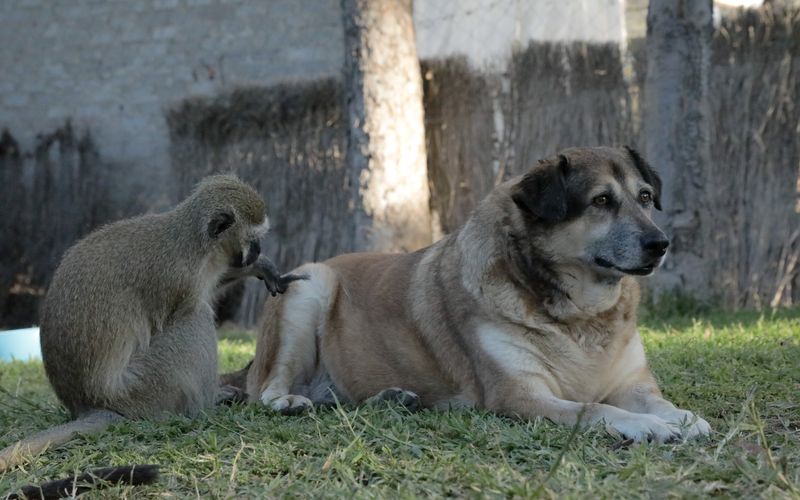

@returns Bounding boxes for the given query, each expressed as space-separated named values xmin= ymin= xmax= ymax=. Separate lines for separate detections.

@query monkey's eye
xmin=639 ymin=190 xmax=653 ymax=205
xmin=208 ymin=211 xmax=235 ymax=239
xmin=592 ymin=194 xmax=610 ymax=207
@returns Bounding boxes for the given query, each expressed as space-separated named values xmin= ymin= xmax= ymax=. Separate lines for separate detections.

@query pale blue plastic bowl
xmin=0 ymin=327 xmax=41 ymax=361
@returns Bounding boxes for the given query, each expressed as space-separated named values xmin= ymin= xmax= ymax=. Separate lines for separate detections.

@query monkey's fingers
xmin=252 ymin=256 xmax=284 ymax=296
xmin=280 ymin=273 xmax=309 ymax=285
xmin=263 ymin=279 xmax=280 ymax=297
xmin=254 ymin=255 xmax=281 ymax=276
xmin=273 ymin=273 xmax=309 ymax=294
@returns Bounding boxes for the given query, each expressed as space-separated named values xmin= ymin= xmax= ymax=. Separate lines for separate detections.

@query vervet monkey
xmin=0 ymin=175 xmax=302 ymax=473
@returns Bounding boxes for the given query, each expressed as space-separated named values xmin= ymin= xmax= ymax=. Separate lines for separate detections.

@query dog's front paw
xmin=659 ymin=409 xmax=712 ymax=440
xmin=261 ymin=392 xmax=313 ymax=416
xmin=605 ymin=413 xmax=680 ymax=443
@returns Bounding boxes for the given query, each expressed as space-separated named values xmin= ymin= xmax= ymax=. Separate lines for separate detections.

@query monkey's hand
xmin=252 ymin=255 xmax=309 ymax=296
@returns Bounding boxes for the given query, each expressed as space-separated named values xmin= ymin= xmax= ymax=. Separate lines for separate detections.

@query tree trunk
xmin=644 ymin=0 xmax=714 ymax=299
xmin=341 ymin=0 xmax=433 ymax=252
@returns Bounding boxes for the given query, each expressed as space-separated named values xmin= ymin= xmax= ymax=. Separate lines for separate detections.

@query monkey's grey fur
xmin=0 ymin=175 xmax=301 ymax=471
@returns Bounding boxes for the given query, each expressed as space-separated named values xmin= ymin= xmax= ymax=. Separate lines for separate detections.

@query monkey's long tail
xmin=0 ymin=409 xmax=122 ymax=472
xmin=6 ymin=464 xmax=159 ymax=499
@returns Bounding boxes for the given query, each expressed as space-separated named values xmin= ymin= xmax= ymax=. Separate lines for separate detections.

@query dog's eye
xmin=639 ymin=191 xmax=653 ymax=205
xmin=592 ymin=195 xmax=610 ymax=207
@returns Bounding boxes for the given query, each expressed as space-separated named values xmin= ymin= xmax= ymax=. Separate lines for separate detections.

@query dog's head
xmin=509 ymin=146 xmax=667 ymax=279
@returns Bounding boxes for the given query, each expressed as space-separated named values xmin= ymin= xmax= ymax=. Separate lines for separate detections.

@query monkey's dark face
xmin=231 ymin=240 xmax=261 ymax=268
xmin=207 ymin=209 xmax=270 ymax=269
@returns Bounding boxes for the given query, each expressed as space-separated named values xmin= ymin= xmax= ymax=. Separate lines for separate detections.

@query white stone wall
xmin=0 ymin=0 xmax=344 ymax=188
xmin=415 ymin=0 xmax=625 ymax=68
xmin=0 ymin=0 xmax=624 ymax=192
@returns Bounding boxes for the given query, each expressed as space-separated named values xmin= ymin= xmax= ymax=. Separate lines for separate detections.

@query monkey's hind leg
xmin=109 ymin=305 xmax=219 ymax=419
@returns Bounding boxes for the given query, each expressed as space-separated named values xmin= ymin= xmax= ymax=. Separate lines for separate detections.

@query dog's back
xmin=246 ymin=246 xmax=471 ymax=409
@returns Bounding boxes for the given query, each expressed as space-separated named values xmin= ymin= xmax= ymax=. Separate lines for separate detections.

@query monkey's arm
xmin=220 ymin=255 xmax=308 ymax=296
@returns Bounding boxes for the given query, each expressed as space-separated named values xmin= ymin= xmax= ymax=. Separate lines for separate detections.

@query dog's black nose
xmin=641 ymin=235 xmax=670 ymax=257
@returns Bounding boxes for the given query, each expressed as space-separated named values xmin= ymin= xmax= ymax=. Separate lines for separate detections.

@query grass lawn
xmin=1 ymin=308 xmax=798 ymax=498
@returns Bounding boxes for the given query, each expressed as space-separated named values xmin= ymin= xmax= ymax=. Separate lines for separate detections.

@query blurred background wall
xmin=1 ymin=0 xmax=798 ymax=327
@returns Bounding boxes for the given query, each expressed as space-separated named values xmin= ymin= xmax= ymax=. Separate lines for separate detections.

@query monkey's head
xmin=187 ymin=175 xmax=269 ymax=268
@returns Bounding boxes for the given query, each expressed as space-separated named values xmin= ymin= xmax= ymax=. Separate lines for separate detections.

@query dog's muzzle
xmin=641 ymin=234 xmax=669 ymax=259
xmin=594 ymin=233 xmax=669 ymax=276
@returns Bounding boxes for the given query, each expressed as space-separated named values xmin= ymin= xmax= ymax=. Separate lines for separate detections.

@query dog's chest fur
xmin=477 ymin=278 xmax=641 ymax=403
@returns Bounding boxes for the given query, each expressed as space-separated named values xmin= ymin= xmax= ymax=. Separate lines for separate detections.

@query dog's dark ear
xmin=511 ymin=154 xmax=570 ymax=223
xmin=624 ymin=146 xmax=662 ymax=210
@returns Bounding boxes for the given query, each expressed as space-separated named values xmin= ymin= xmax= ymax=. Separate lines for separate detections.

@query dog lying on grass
xmin=242 ymin=146 xmax=711 ymax=443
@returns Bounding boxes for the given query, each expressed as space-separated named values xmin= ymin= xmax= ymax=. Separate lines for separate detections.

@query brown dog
xmin=245 ymin=146 xmax=711 ymax=442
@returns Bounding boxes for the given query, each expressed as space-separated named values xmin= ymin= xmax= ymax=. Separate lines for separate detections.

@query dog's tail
xmin=7 ymin=464 xmax=159 ymax=499
xmin=0 ymin=409 xmax=122 ymax=472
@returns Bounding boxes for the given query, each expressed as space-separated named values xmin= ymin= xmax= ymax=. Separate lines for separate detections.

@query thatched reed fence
xmin=508 ymin=42 xmax=633 ymax=177
xmin=167 ymin=81 xmax=356 ymax=325
xmin=421 ymin=6 xmax=800 ymax=310
xmin=421 ymin=43 xmax=632 ymax=234
xmin=165 ymin=42 xmax=643 ymax=324
xmin=1 ymin=5 xmax=798 ymax=328
xmin=705 ymin=6 xmax=800 ymax=308
xmin=0 ymin=124 xmax=145 ymax=328
xmin=421 ymin=58 xmax=497 ymax=234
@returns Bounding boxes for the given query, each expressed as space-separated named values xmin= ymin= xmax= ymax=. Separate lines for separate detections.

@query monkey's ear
xmin=511 ymin=154 xmax=570 ymax=224
xmin=624 ymin=146 xmax=662 ymax=211
xmin=208 ymin=211 xmax=235 ymax=239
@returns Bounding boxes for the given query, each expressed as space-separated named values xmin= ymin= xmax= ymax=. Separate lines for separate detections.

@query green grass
xmin=1 ymin=309 xmax=799 ymax=498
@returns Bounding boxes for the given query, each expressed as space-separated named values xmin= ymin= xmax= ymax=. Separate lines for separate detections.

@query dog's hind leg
xmin=247 ymin=263 xmax=336 ymax=415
